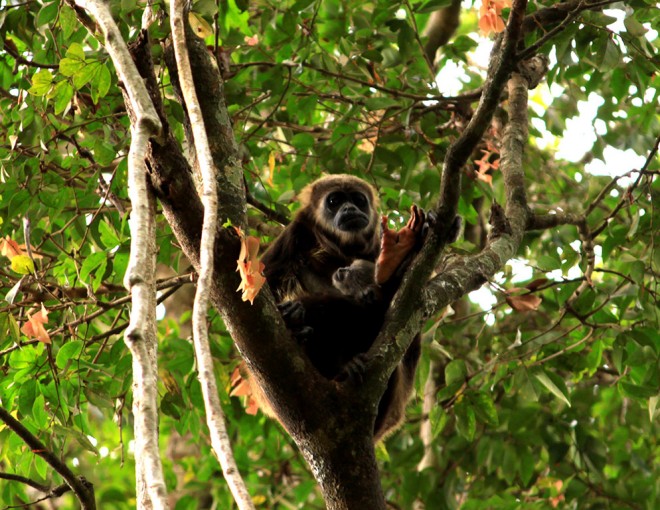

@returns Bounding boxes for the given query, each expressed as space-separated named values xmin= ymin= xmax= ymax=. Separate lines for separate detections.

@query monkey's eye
xmin=351 ymin=193 xmax=368 ymax=209
xmin=326 ymin=192 xmax=344 ymax=209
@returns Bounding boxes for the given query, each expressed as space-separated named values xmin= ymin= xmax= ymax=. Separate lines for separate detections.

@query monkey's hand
xmin=278 ymin=300 xmax=306 ymax=325
xmin=334 ymin=353 xmax=369 ymax=384
xmin=376 ymin=205 xmax=426 ymax=284
xmin=278 ymin=301 xmax=314 ymax=343
xmin=356 ymin=286 xmax=380 ymax=306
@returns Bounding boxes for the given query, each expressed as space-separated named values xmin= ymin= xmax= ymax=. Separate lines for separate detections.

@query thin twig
xmin=169 ymin=2 xmax=256 ymax=508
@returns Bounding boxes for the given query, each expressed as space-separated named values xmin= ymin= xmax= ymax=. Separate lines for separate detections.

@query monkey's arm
xmin=279 ymin=294 xmax=383 ymax=379
xmin=261 ymin=219 xmax=317 ymax=299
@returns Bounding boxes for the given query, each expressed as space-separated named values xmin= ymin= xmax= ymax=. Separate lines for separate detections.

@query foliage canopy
xmin=0 ymin=0 xmax=658 ymax=508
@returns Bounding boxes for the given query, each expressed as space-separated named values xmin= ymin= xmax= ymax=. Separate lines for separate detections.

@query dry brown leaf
xmin=506 ymin=294 xmax=542 ymax=312
xmin=234 ymin=227 xmax=266 ymax=305
xmin=0 ymin=236 xmax=23 ymax=259
xmin=21 ymin=303 xmax=51 ymax=344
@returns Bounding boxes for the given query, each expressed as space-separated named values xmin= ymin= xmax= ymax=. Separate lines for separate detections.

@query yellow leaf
xmin=267 ymin=152 xmax=276 ymax=186
xmin=252 ymin=495 xmax=267 ymax=505
xmin=188 ymin=12 xmax=213 ymax=39
xmin=11 ymin=254 xmax=35 ymax=274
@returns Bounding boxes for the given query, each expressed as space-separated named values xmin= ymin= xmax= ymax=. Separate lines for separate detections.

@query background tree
xmin=0 ymin=0 xmax=658 ymax=509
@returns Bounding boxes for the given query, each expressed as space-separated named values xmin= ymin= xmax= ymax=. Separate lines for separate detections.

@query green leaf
xmin=519 ymin=452 xmax=536 ymax=486
xmin=454 ymin=400 xmax=476 ymax=441
xmin=624 ymin=15 xmax=647 ymax=37
xmin=436 ymin=380 xmax=463 ymax=401
xmin=34 ymin=455 xmax=49 ymax=480
xmin=80 ymin=252 xmax=107 ymax=282
xmin=445 ymin=359 xmax=467 ymax=386
xmin=32 ymin=394 xmax=48 ymax=428
xmin=65 ymin=42 xmax=85 ymax=60
xmin=36 ymin=2 xmax=59 ymax=27
xmin=291 ymin=132 xmax=316 ymax=151
xmin=99 ymin=220 xmax=121 ymax=248
xmin=94 ymin=63 xmax=112 ymax=99
xmin=595 ymin=37 xmax=621 ymax=72
xmin=538 ymin=254 xmax=561 ymax=271
xmin=73 ymin=60 xmax=101 ymax=89
xmin=534 ymin=369 xmax=571 ymax=407
xmin=470 ymin=391 xmax=499 ymax=427
xmin=585 ymin=339 xmax=603 ymax=376
xmin=59 ymin=57 xmax=84 ymax=77
xmin=92 ymin=257 xmax=108 ymax=292
xmin=649 ymin=396 xmax=658 ymax=422
xmin=51 ymin=80 xmax=74 ymax=114
xmin=619 ymin=381 xmax=657 ymax=400
xmin=429 ymin=405 xmax=448 ymax=439
xmin=93 ymin=139 xmax=116 ymax=166
xmin=59 ymin=4 xmax=79 ymax=39
xmin=56 ymin=340 xmax=84 ymax=369
xmin=28 ymin=70 xmax=53 ymax=96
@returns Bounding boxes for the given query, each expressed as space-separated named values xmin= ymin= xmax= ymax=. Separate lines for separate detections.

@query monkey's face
xmin=300 ymin=174 xmax=380 ymax=251
xmin=325 ymin=190 xmax=371 ymax=232
xmin=332 ymin=259 xmax=375 ymax=296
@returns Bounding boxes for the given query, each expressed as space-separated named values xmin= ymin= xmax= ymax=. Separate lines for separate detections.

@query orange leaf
xmin=478 ymin=1 xmax=507 ymax=35
xmin=245 ymin=396 xmax=259 ymax=415
xmin=244 ymin=34 xmax=259 ymax=46
xmin=235 ymin=227 xmax=266 ymax=305
xmin=506 ymin=294 xmax=542 ymax=312
xmin=229 ymin=378 xmax=252 ymax=398
xmin=0 ymin=236 xmax=43 ymax=260
xmin=0 ymin=236 xmax=23 ymax=259
xmin=229 ymin=367 xmax=260 ymax=415
xmin=20 ymin=304 xmax=51 ymax=344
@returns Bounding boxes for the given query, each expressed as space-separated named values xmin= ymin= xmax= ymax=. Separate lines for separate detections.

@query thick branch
xmin=423 ymin=69 xmax=532 ymax=321
xmin=127 ymin=32 xmax=309 ymax=436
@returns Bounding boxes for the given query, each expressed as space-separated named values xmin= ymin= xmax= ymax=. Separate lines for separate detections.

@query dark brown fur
xmin=250 ymin=175 xmax=421 ymax=441
xmin=284 ymin=258 xmax=421 ymax=441
xmin=261 ymin=174 xmax=381 ymax=301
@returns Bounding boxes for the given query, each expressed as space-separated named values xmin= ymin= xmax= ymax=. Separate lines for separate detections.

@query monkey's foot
xmin=335 ymin=353 xmax=369 ymax=384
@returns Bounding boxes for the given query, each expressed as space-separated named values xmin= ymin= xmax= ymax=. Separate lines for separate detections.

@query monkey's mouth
xmin=336 ymin=213 xmax=369 ymax=231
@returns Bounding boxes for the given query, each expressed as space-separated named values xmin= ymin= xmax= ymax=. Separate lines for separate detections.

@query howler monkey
xmin=261 ymin=174 xmax=381 ymax=302
xmin=247 ymin=175 xmax=440 ymax=440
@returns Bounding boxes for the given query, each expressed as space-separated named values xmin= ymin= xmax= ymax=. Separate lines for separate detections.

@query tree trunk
xmin=302 ymin=436 xmax=386 ymax=510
